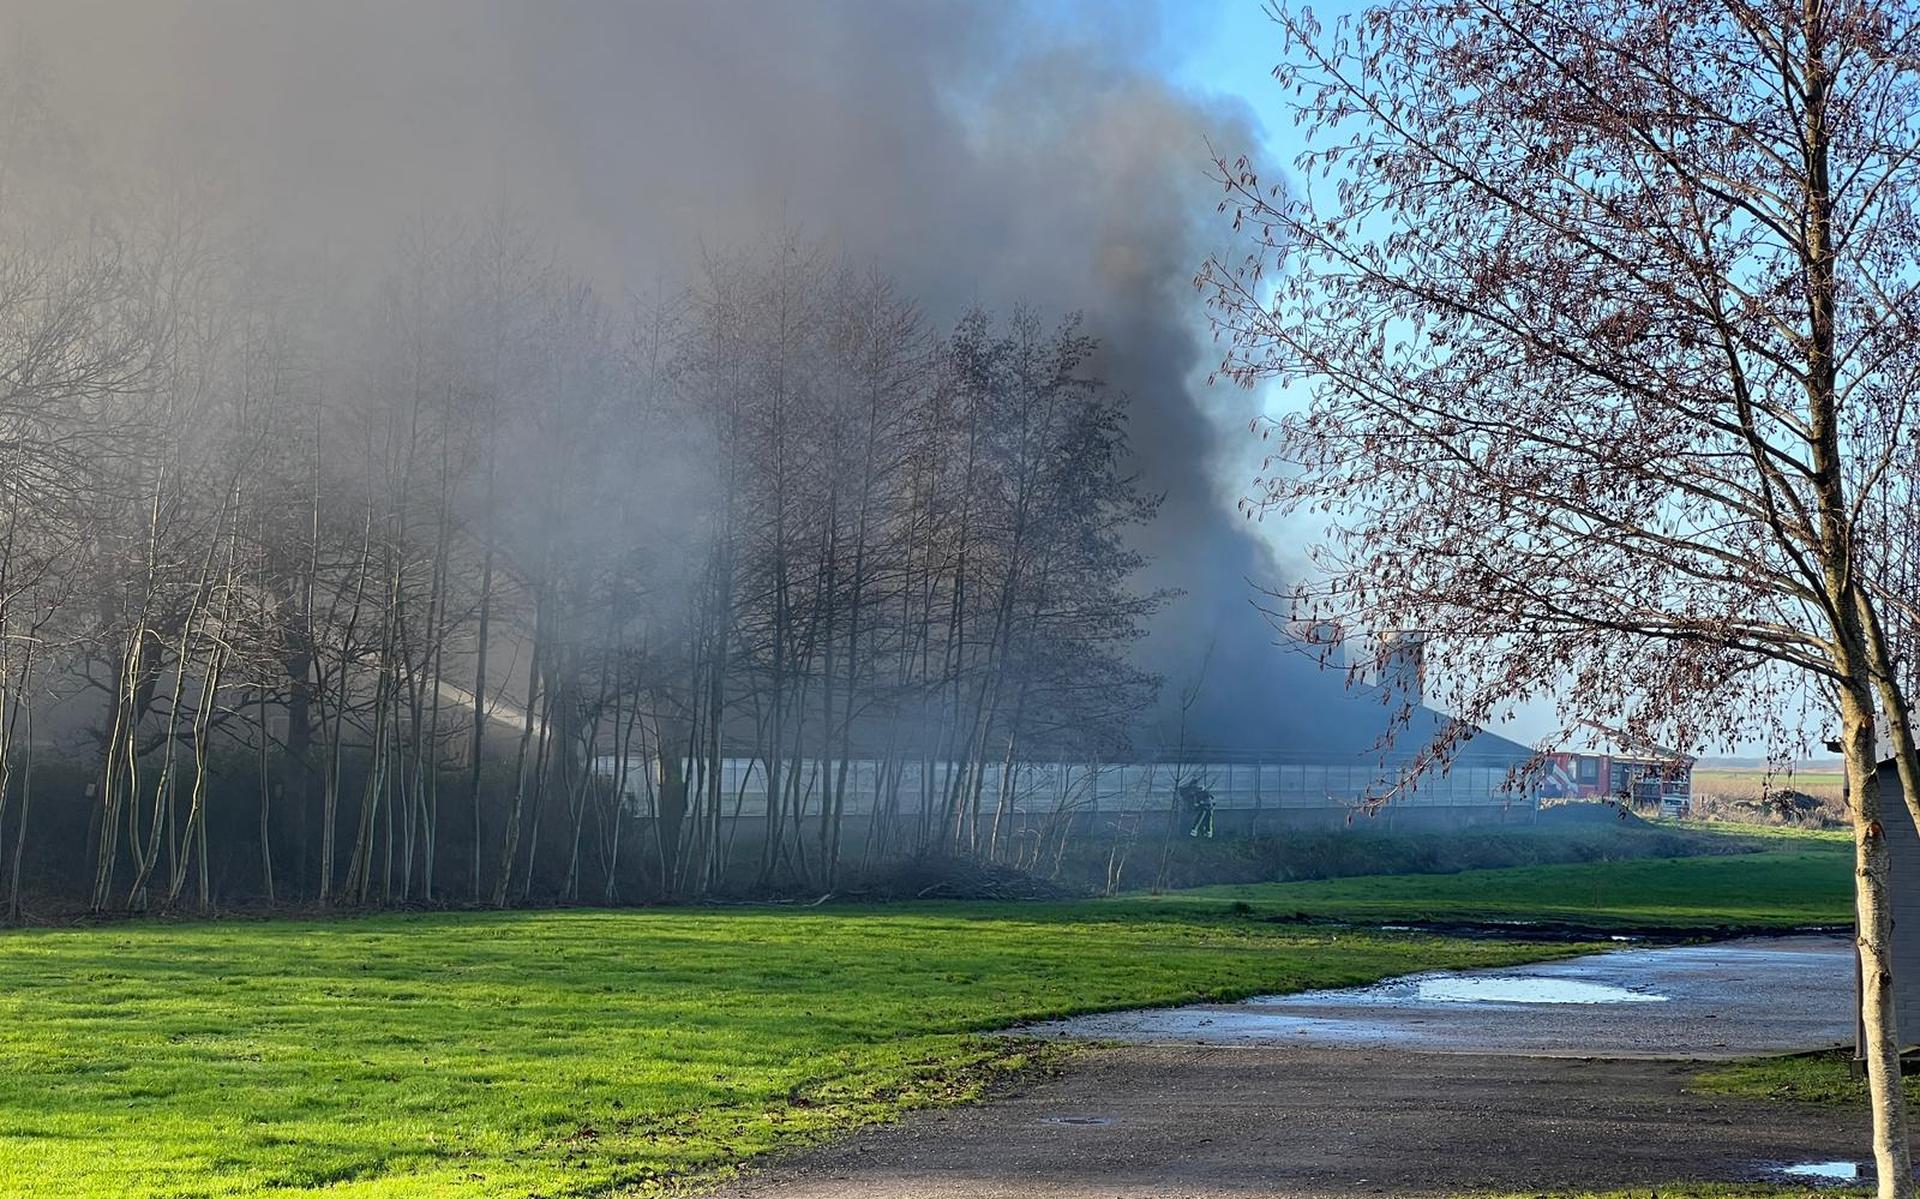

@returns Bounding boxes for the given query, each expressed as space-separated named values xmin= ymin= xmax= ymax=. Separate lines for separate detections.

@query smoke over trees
xmin=0 ymin=164 xmax=1177 ymax=910
xmin=0 ymin=2 xmax=1288 ymax=914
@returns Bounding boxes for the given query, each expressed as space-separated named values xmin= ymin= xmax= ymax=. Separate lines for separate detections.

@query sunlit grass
xmin=1152 ymin=840 xmax=1853 ymax=928
xmin=0 ymin=839 xmax=1859 ymax=1196
xmin=0 ymin=903 xmax=1567 ymax=1198
xmin=1693 ymin=1049 xmax=1914 ymax=1109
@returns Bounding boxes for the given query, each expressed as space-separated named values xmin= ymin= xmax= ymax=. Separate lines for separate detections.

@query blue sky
xmin=1154 ymin=0 xmax=1295 ymax=114
xmin=1114 ymin=2 xmax=1819 ymax=759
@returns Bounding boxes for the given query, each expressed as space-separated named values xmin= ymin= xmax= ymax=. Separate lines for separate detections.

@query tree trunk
xmin=1842 ymin=686 xmax=1915 ymax=1199
xmin=467 ymin=545 xmax=494 ymax=903
xmin=493 ymin=610 xmax=543 ymax=907
xmin=256 ymin=687 xmax=274 ymax=903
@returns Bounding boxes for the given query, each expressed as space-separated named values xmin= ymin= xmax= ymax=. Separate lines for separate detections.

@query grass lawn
xmin=0 ymin=837 xmax=1859 ymax=1198
xmin=1693 ymin=1049 xmax=1884 ymax=1108
xmin=1152 ymin=832 xmax=1853 ymax=929
xmin=0 ymin=902 xmax=1575 ymax=1199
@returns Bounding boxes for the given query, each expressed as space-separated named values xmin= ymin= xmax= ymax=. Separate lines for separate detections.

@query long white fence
xmin=596 ymin=755 xmax=1538 ymax=819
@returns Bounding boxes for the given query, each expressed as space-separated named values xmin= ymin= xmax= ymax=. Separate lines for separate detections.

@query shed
xmin=1823 ymin=731 xmax=1915 ymax=1057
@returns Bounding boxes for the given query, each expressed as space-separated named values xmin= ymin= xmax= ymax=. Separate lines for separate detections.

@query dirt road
xmin=710 ymin=1044 xmax=1867 ymax=1198
xmin=708 ymin=937 xmax=1868 ymax=1197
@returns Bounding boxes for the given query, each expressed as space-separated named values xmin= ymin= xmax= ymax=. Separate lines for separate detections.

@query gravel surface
xmin=709 ymin=1045 xmax=1871 ymax=1198
xmin=706 ymin=936 xmax=1869 ymax=1197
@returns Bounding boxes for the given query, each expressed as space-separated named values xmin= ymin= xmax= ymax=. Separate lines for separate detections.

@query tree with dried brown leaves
xmin=1203 ymin=2 xmax=1920 ymax=1190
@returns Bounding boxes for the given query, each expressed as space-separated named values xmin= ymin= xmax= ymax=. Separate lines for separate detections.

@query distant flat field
xmin=1691 ymin=766 xmax=1844 ymax=799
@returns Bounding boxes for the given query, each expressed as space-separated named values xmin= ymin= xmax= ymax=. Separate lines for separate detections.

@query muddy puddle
xmin=1412 ymin=976 xmax=1666 ymax=1004
xmin=1778 ymin=1159 xmax=1863 ymax=1183
xmin=1020 ymin=936 xmax=1852 ymax=1058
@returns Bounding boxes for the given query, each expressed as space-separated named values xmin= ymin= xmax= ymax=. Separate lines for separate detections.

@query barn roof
xmin=1140 ymin=649 xmax=1536 ymax=767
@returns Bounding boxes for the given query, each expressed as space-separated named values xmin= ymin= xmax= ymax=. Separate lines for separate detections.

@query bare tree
xmin=0 ymin=152 xmax=1166 ymax=915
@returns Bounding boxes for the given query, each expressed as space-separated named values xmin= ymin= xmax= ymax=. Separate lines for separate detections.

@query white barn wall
xmin=595 ymin=754 xmax=1540 ymax=824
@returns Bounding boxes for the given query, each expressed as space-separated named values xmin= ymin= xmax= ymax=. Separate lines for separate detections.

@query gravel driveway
xmin=707 ymin=936 xmax=1873 ymax=1198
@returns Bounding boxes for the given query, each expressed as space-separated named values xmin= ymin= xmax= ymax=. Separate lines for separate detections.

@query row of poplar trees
xmin=0 ymin=185 xmax=1165 ymax=918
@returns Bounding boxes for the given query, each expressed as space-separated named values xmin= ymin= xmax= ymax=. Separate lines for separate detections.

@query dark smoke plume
xmin=12 ymin=0 xmax=1310 ymax=748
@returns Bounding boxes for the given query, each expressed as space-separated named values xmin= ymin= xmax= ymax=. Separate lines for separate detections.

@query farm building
xmin=601 ymin=631 xmax=1543 ymax=834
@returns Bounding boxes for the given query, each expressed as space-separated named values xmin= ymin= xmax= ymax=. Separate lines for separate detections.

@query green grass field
xmin=0 ymin=903 xmax=1575 ymax=1199
xmin=0 ymin=837 xmax=1856 ymax=1198
xmin=1693 ymin=1050 xmax=1883 ymax=1108
xmin=1156 ymin=832 xmax=1853 ymax=928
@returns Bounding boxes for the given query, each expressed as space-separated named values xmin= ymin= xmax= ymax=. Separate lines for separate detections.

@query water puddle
xmin=1778 ymin=1159 xmax=1862 ymax=1183
xmin=1019 ymin=936 xmax=1852 ymax=1054
xmin=1412 ymin=976 xmax=1667 ymax=1005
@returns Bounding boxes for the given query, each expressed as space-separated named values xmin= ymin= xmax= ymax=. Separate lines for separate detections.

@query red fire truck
xmin=1540 ymin=750 xmax=1694 ymax=815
